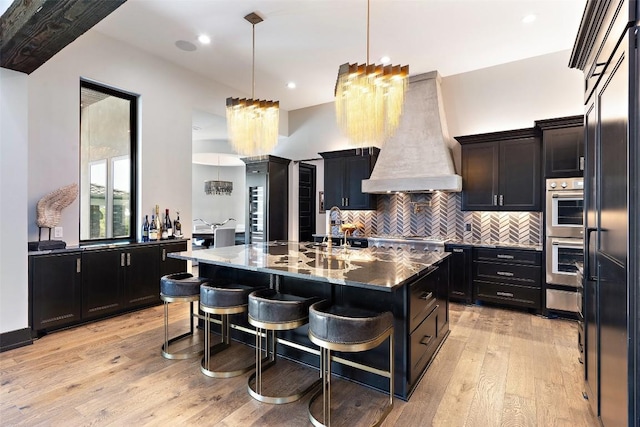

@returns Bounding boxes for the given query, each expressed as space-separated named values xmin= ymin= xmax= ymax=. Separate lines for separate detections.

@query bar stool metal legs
xmin=200 ymin=304 xmax=255 ymax=378
xmin=247 ymin=289 xmax=321 ymax=404
xmin=160 ymin=294 xmax=203 ymax=360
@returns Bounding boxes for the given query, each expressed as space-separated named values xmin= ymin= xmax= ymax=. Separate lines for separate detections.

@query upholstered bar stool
xmin=160 ymin=273 xmax=209 ymax=360
xmin=308 ymin=300 xmax=394 ymax=427
xmin=247 ymin=288 xmax=321 ymax=404
xmin=200 ymin=282 xmax=256 ymax=378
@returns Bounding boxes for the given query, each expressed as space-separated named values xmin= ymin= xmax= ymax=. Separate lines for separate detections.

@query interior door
xmin=298 ymin=163 xmax=316 ymax=242
xmin=596 ymin=37 xmax=629 ymax=427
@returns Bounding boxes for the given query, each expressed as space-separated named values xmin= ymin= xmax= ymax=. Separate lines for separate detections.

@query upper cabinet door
xmin=461 ymin=142 xmax=500 ymax=211
xmin=499 ymin=137 xmax=541 ymax=211
xmin=457 ymin=128 xmax=541 ymax=212
xmin=536 ymin=115 xmax=585 ymax=178
xmin=320 ymin=148 xmax=379 ymax=211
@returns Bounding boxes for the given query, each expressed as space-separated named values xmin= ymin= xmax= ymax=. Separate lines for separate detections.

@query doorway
xmin=298 ymin=163 xmax=316 ymax=242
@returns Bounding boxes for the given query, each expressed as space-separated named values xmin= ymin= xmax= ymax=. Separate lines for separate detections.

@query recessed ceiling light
xmin=380 ymin=56 xmax=391 ymax=64
xmin=198 ymin=34 xmax=211 ymax=44
xmin=287 ymin=82 xmax=296 ymax=89
xmin=522 ymin=14 xmax=536 ymax=24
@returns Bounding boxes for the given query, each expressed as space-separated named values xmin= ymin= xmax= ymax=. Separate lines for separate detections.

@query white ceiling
xmin=94 ymin=0 xmax=587 ymax=113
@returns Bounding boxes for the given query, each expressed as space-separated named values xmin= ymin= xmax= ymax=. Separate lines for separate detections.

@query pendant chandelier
xmin=226 ymin=12 xmax=279 ymax=157
xmin=335 ymin=0 xmax=409 ymax=148
xmin=204 ymin=155 xmax=233 ymax=196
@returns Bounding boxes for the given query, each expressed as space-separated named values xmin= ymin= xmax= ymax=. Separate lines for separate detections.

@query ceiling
xmin=93 ymin=0 xmax=587 ymax=113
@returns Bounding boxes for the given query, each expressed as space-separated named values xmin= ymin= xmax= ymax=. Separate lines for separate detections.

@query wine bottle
xmin=142 ymin=215 xmax=150 ymax=242
xmin=149 ymin=215 xmax=158 ymax=241
xmin=164 ymin=208 xmax=173 ymax=239
xmin=155 ymin=205 xmax=163 ymax=239
xmin=174 ymin=211 xmax=182 ymax=238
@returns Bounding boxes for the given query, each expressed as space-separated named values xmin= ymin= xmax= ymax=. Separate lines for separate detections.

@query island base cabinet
xmin=409 ymin=307 xmax=439 ymax=385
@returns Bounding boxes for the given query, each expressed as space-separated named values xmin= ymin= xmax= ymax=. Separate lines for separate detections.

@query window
xmin=80 ymin=80 xmax=137 ymax=242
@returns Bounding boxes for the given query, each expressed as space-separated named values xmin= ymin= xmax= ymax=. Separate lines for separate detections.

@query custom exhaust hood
xmin=362 ymin=71 xmax=462 ymax=193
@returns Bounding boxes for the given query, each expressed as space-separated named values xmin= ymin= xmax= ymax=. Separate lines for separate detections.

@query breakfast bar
xmin=171 ymin=241 xmax=451 ymax=400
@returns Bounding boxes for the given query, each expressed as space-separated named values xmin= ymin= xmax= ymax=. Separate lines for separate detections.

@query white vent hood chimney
xmin=362 ymin=71 xmax=462 ymax=193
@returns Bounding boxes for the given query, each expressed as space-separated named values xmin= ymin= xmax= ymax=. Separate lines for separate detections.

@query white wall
xmin=0 ymin=68 xmax=29 ymax=333
xmin=442 ymin=50 xmax=584 ymax=136
xmin=192 ymin=164 xmax=246 ymax=229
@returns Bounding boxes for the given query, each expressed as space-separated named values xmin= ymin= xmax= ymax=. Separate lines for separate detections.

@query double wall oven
xmin=545 ymin=177 xmax=584 ymax=313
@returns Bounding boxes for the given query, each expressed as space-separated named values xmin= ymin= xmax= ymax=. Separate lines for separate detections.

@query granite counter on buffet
xmin=170 ymin=241 xmax=451 ymax=400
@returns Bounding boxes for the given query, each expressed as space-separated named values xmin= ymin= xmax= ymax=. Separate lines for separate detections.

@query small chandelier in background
xmin=335 ymin=0 xmax=409 ymax=148
xmin=204 ymin=180 xmax=233 ymax=196
xmin=226 ymin=12 xmax=279 ymax=157
xmin=204 ymin=155 xmax=233 ymax=196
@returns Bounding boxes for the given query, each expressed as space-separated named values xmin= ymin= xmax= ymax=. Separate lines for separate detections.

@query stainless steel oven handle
xmin=551 ymin=192 xmax=584 ymax=199
xmin=551 ymin=238 xmax=584 ymax=247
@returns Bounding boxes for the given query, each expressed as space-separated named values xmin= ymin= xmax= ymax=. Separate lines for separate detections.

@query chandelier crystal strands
xmin=226 ymin=12 xmax=279 ymax=157
xmin=335 ymin=0 xmax=409 ymax=148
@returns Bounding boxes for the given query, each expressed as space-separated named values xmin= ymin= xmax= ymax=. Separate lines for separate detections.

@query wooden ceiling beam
xmin=0 ymin=0 xmax=127 ymax=74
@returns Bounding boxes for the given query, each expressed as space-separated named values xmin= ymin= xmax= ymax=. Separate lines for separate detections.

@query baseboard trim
xmin=0 ymin=328 xmax=33 ymax=352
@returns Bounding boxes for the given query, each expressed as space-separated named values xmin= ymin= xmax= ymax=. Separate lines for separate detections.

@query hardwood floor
xmin=0 ymin=303 xmax=598 ymax=426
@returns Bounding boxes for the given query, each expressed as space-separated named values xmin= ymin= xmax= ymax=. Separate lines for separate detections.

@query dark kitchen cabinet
xmin=536 ymin=115 xmax=584 ymax=178
xmin=243 ymin=155 xmax=290 ymax=243
xmin=444 ymin=243 xmax=472 ymax=303
xmin=82 ymin=248 xmax=124 ymax=319
xmin=320 ymin=147 xmax=379 ymax=210
xmin=457 ymin=128 xmax=541 ymax=211
xmin=159 ymin=240 xmax=188 ymax=277
xmin=472 ymin=247 xmax=542 ymax=311
xmin=30 ymin=251 xmax=82 ymax=333
xmin=82 ymin=244 xmax=160 ymax=319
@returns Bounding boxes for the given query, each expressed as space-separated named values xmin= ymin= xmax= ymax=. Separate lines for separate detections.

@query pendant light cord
xmin=366 ymin=0 xmax=370 ymax=64
xmin=252 ymin=22 xmax=256 ymax=99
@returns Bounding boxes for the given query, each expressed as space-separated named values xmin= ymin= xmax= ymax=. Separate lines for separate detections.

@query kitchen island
xmin=171 ymin=241 xmax=450 ymax=400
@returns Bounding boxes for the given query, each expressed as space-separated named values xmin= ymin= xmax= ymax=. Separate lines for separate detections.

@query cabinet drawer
xmin=409 ymin=269 xmax=438 ymax=332
xmin=410 ymin=307 xmax=439 ymax=384
xmin=474 ymin=261 xmax=541 ymax=287
xmin=474 ymin=280 xmax=541 ymax=309
xmin=474 ymin=248 xmax=541 ymax=265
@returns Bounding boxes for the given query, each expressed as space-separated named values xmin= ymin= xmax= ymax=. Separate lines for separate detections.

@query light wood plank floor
xmin=1 ymin=303 xmax=599 ymax=426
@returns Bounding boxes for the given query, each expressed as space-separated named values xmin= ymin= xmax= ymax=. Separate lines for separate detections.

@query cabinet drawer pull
xmin=419 ymin=335 xmax=433 ymax=346
xmin=499 ymin=194 xmax=504 ymax=206
xmin=127 ymin=253 xmax=131 ymax=266
xmin=496 ymin=291 xmax=514 ymax=298
xmin=162 ymin=248 xmax=166 ymax=261
xmin=76 ymin=258 xmax=81 ymax=273
xmin=497 ymin=254 xmax=514 ymax=259
xmin=453 ymin=248 xmax=463 ymax=253
xmin=497 ymin=271 xmax=514 ymax=277
xmin=493 ymin=195 xmax=498 ymax=206
xmin=120 ymin=253 xmax=125 ymax=267
xmin=420 ymin=292 xmax=433 ymax=301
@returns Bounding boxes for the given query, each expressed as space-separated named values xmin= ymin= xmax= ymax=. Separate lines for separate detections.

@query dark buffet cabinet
xmin=319 ymin=147 xmax=379 ymax=210
xmin=29 ymin=240 xmax=187 ymax=335
xmin=444 ymin=243 xmax=473 ymax=304
xmin=535 ymin=115 xmax=584 ymax=178
xmin=30 ymin=251 xmax=83 ymax=332
xmin=456 ymin=128 xmax=542 ymax=211
xmin=472 ymin=247 xmax=542 ymax=311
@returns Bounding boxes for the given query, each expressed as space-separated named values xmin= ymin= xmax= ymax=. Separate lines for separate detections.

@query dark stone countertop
xmin=27 ymin=238 xmax=190 ymax=256
xmin=170 ymin=241 xmax=450 ymax=292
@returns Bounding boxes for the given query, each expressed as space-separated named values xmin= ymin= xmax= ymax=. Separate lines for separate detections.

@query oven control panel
xmin=547 ymin=178 xmax=584 ymax=190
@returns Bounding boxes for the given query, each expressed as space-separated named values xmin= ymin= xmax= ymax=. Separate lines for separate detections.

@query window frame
xmin=79 ymin=79 xmax=138 ymax=244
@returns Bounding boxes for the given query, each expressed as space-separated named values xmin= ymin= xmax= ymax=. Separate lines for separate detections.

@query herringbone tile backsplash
xmin=343 ymin=193 xmax=542 ymax=245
